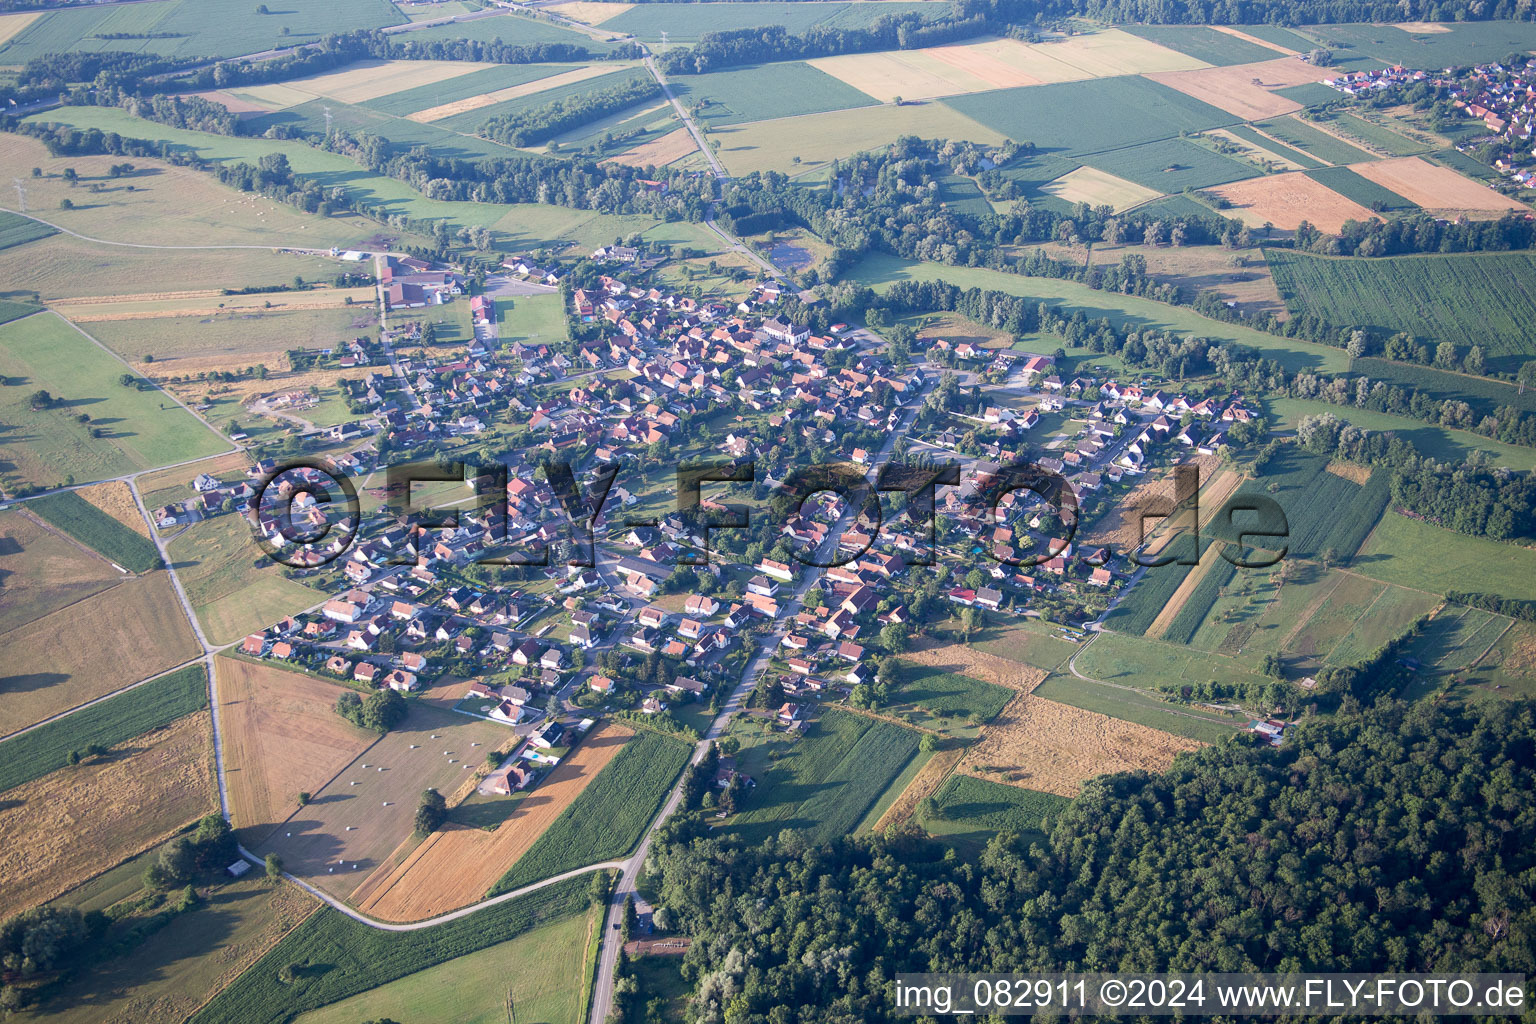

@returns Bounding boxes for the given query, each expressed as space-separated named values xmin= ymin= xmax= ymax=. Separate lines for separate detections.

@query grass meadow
xmin=1253 ymin=115 xmax=1377 ymax=165
xmin=1121 ymin=24 xmax=1290 ymax=64
xmin=918 ymin=772 xmax=1073 ymax=851
xmin=1083 ymin=136 xmax=1260 ymax=191
xmin=1355 ymin=512 xmax=1536 ymax=603
xmin=1264 ymin=397 xmax=1536 ymax=472
xmin=0 ymin=313 xmax=227 ymax=491
xmin=165 ymin=512 xmax=324 ymax=645
xmin=1032 ymin=673 xmax=1241 ymax=743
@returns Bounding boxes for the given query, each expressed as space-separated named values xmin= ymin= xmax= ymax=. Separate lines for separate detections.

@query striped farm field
xmin=252 ymin=59 xmax=495 ymax=106
xmin=1347 ymin=156 xmax=1526 ymax=214
xmin=671 ymin=61 xmax=880 ymax=127
xmin=1267 ymin=249 xmax=1536 ymax=373
xmin=409 ymin=64 xmax=624 ymax=123
xmin=1254 ymin=114 xmax=1379 ymax=165
xmin=1082 ymin=136 xmax=1259 ymax=191
xmin=1123 ymin=24 xmax=1289 ymax=65
xmin=1207 ymin=170 xmax=1376 ymax=233
xmin=1037 ymin=165 xmax=1162 ymax=211
xmin=363 ymin=62 xmax=578 ymax=116
xmin=1303 ymin=165 xmax=1417 ymax=211
xmin=1142 ymin=56 xmax=1333 ymax=120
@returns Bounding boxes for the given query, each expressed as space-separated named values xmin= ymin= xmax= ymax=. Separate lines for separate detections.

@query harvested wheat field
xmin=1144 ymin=57 xmax=1331 ymax=121
xmin=1206 ymin=128 xmax=1306 ymax=171
xmin=1208 ymin=170 xmax=1377 ymax=232
xmin=407 ymin=65 xmax=616 ymax=122
xmin=812 ymin=45 xmax=1024 ymax=101
xmin=0 ymin=511 xmax=120 ymax=634
xmin=279 ymin=59 xmax=494 ymax=105
xmin=218 ymin=658 xmax=378 ymax=846
xmin=0 ymin=712 xmax=215 ymax=917
xmin=1040 ymin=166 xmax=1162 ymax=212
xmin=609 ymin=128 xmax=697 ymax=168
xmin=0 ymin=10 xmax=41 ymax=45
xmin=1348 ymin=156 xmax=1525 ymax=215
xmin=191 ymin=90 xmax=277 ymax=115
xmin=354 ymin=724 xmax=633 ymax=922
xmin=547 ymin=1 xmax=632 ymax=24
xmin=1325 ymin=460 xmax=1373 ymax=484
xmin=75 ymin=481 xmax=150 ymax=538
xmin=1211 ymin=25 xmax=1298 ymax=54
xmin=872 ymin=746 xmax=962 ymax=832
xmin=0 ymin=572 xmax=200 ymax=736
xmin=959 ymin=690 xmax=1200 ymax=797
xmin=1395 ymin=20 xmax=1452 ymax=32
xmin=51 ymin=286 xmax=375 ymax=322
xmin=1145 ymin=541 xmax=1226 ymax=639
xmin=899 ymin=641 xmax=1046 ymax=692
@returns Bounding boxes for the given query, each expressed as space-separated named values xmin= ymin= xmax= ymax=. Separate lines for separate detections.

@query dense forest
xmin=642 ymin=699 xmax=1536 ymax=1024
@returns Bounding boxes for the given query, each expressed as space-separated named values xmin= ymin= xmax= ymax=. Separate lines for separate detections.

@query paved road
xmin=644 ymin=55 xmax=727 ymax=182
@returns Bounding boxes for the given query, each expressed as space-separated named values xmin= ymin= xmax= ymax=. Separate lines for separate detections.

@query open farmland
xmin=401 ymin=11 xmax=617 ymax=50
xmin=604 ymin=1 xmax=950 ymax=43
xmin=0 ymin=663 xmax=206 ymax=794
xmin=957 ymin=684 xmax=1202 ymax=797
xmin=0 ymin=510 xmax=121 ymax=634
xmin=0 ymin=571 xmax=199 ymax=736
xmin=90 ymin=305 xmax=377 ymax=378
xmin=1351 ymin=358 xmax=1536 ymax=418
xmin=711 ymin=101 xmax=1005 ymax=177
xmin=609 ymin=126 xmax=697 ymax=167
xmin=28 ymin=490 xmax=161 ymax=572
xmin=1326 ymin=112 xmax=1431 ymax=156
xmin=248 ymin=59 xmax=494 ymax=107
xmin=1032 ymin=673 xmax=1240 ymax=743
xmin=1348 ymin=156 xmax=1525 ymax=215
xmin=1210 ymin=447 xmax=1390 ymax=563
xmin=0 ymin=211 xmax=56 ymax=252
xmin=165 ymin=513 xmax=324 ymax=646
xmin=0 ymin=0 xmax=403 ymax=64
xmin=359 ymin=62 xmax=576 ymax=116
xmin=23 ymin=872 xmax=316 ymax=1024
xmin=0 ymin=313 xmax=227 ymax=491
xmin=255 ymin=703 xmax=510 ymax=899
xmin=189 ymin=874 xmax=594 ymax=1024
xmin=1303 ymin=165 xmax=1417 ymax=211
xmin=1208 ymin=170 xmax=1377 ymax=232
xmin=73 ymin=480 xmax=150 ymax=538
xmin=1300 ymin=20 xmax=1536 ymax=67
xmin=1082 ymin=136 xmax=1259 ymax=191
xmin=1254 ymin=115 xmax=1379 ymax=165
xmin=888 ymin=664 xmax=1013 ymax=731
xmin=218 ymin=658 xmax=379 ymax=846
xmin=1267 ymin=249 xmax=1536 ymax=374
xmin=898 ymin=640 xmax=1050 ymax=692
xmin=1325 ymin=585 xmax=1440 ymax=667
xmin=1124 ymin=24 xmax=1293 ymax=64
xmin=672 ymin=62 xmax=880 ymax=127
xmin=1265 ymin=397 xmax=1536 ymax=472
xmin=1222 ymin=123 xmax=1325 ymax=168
xmin=0 ymin=712 xmax=214 ymax=918
xmin=419 ymin=66 xmax=636 ymax=128
xmin=965 ymin=620 xmax=1082 ymax=674
xmin=1142 ymin=56 xmax=1333 ymax=120
xmin=944 ymin=76 xmax=1236 ymax=156
xmin=919 ymin=773 xmax=1073 ymax=848
xmin=1355 ymin=512 xmax=1536 ymax=603
xmin=356 ymin=724 xmax=632 ymax=922
xmin=490 ymin=730 xmax=691 ymax=892
xmin=1039 ymin=166 xmax=1162 ymax=211
xmin=723 ymin=709 xmax=921 ymax=845
xmin=294 ymin=908 xmax=596 ymax=1024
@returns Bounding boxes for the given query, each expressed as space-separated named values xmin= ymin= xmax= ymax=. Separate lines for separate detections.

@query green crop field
xmin=490 ymin=730 xmax=691 ymax=893
xmin=0 ymin=212 xmax=56 ymax=253
xmin=363 ymin=63 xmax=577 ymax=116
xmin=0 ymin=664 xmax=205 ymax=793
xmin=966 ymin=619 xmax=1081 ymax=672
xmin=189 ymin=873 xmax=594 ymax=1024
xmin=846 ymin=252 xmax=1350 ymax=375
xmin=1323 ymin=584 xmax=1439 ymax=667
xmin=0 ymin=313 xmax=227 ymax=492
xmin=1121 ymin=24 xmax=1287 ymax=65
xmin=1162 ymin=556 xmax=1240 ymax=646
xmin=293 ymin=908 xmax=595 ymax=1024
xmin=1324 ymin=111 xmax=1431 ymax=157
xmin=1306 ymin=20 xmax=1536 ymax=68
xmin=1253 ymin=116 xmax=1377 ymax=165
xmin=726 ymin=708 xmax=921 ymax=845
xmin=435 ymin=67 xmax=650 ymax=134
xmin=1406 ymin=605 xmax=1502 ymax=671
xmin=245 ymin=99 xmax=516 ymax=160
xmin=27 ymin=490 xmax=160 ymax=572
xmin=1133 ymin=193 xmax=1222 ymax=219
xmin=921 ymin=773 xmax=1072 ymax=837
xmin=1221 ymin=123 xmax=1326 ymax=168
xmin=1102 ymin=541 xmax=1212 ymax=637
xmin=1083 ymin=136 xmax=1260 ymax=191
xmin=1264 ymin=397 xmax=1536 ymax=472
xmin=356 ymin=10 xmax=605 ymax=50
xmin=1267 ymin=249 xmax=1536 ymax=374
xmin=1210 ymin=447 xmax=1390 ymax=562
xmin=1033 ymin=672 xmax=1244 ymax=743
xmin=1273 ymin=82 xmax=1348 ymax=109
xmin=890 ymin=664 xmax=1012 ymax=724
xmin=0 ymin=0 xmax=403 ymax=64
xmin=671 ymin=62 xmax=879 ymax=127
xmin=1430 ymin=147 xmax=1500 ymax=182
xmin=945 ymin=76 xmax=1236 ymax=157
xmin=1075 ymin=629 xmax=1278 ymax=696
xmin=1304 ymin=166 xmax=1416 ymax=211
xmin=937 ymin=174 xmax=995 ymax=217
xmin=1355 ymin=512 xmax=1536 ymax=603
xmin=0 ymin=300 xmax=40 ymax=326
xmin=1234 ymin=25 xmax=1326 ymax=51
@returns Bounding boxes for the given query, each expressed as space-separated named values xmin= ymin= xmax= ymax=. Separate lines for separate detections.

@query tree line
xmin=480 ymin=73 xmax=661 ymax=148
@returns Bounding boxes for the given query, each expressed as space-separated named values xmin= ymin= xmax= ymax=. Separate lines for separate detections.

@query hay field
xmin=0 ymin=10 xmax=41 ymax=44
xmin=1395 ymin=20 xmax=1453 ymax=32
xmin=355 ymin=724 xmax=633 ymax=921
xmin=254 ymin=704 xmax=511 ymax=899
xmin=407 ymin=64 xmax=616 ymax=122
xmin=163 ymin=512 xmax=324 ymax=646
xmin=51 ymin=286 xmax=375 ymax=322
xmin=1208 ymin=170 xmax=1378 ymax=232
xmin=76 ymin=481 xmax=150 ymax=537
xmin=1028 ymin=28 xmax=1209 ymax=77
xmin=218 ymin=658 xmax=379 ymax=846
xmin=0 ymin=572 xmax=199 ymax=736
xmin=899 ymin=641 xmax=1047 ymax=692
xmin=226 ymin=83 xmax=322 ymax=110
xmin=0 ymin=712 xmax=215 ymax=917
xmin=1040 ymin=166 xmax=1161 ymax=211
xmin=871 ymin=745 xmax=962 ymax=832
xmin=1143 ymin=56 xmax=1332 ymax=121
xmin=608 ymin=127 xmax=697 ymax=168
xmin=0 ymin=510 xmax=120 ymax=634
xmin=191 ymin=89 xmax=274 ymax=114
xmin=714 ymin=102 xmax=1006 ymax=176
xmin=1325 ymin=460 xmax=1373 ymax=484
xmin=0 ymin=135 xmax=366 ymax=250
xmin=809 ymin=47 xmax=1017 ymax=102
xmin=958 ymin=689 xmax=1201 ymax=797
xmin=91 ymin=305 xmax=376 ymax=377
xmin=269 ymin=59 xmax=494 ymax=105
xmin=547 ymin=1 xmax=632 ymax=24
xmin=1211 ymin=25 xmax=1298 ymax=54
xmin=1348 ymin=156 xmax=1525 ymax=214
